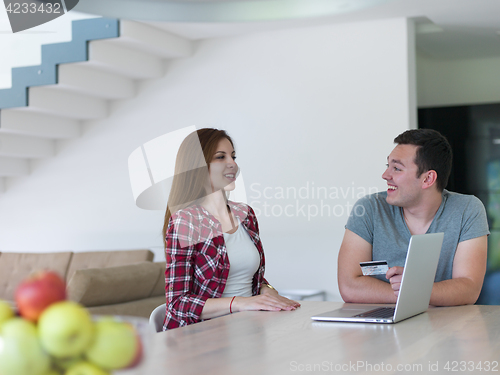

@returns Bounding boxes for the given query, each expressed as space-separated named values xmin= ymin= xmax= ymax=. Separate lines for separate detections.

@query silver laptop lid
xmin=393 ymin=232 xmax=444 ymax=322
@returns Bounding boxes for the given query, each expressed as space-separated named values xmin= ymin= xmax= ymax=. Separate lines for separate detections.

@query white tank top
xmin=221 ymin=224 xmax=260 ymax=298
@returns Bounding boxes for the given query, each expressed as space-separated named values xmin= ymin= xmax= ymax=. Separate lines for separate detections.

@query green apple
xmin=0 ymin=317 xmax=51 ymax=375
xmin=38 ymin=301 xmax=94 ymax=358
xmin=85 ymin=317 xmax=139 ymax=370
xmin=53 ymin=355 xmax=84 ymax=371
xmin=0 ymin=300 xmax=15 ymax=329
xmin=65 ymin=361 xmax=109 ymax=375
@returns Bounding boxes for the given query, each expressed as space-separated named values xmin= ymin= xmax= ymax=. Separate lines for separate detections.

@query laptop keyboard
xmin=353 ymin=307 xmax=395 ymax=318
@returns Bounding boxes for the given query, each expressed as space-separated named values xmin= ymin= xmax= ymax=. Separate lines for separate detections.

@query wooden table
xmin=124 ymin=301 xmax=500 ymax=374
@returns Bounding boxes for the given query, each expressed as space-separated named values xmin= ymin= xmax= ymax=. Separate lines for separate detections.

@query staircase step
xmin=41 ymin=18 xmax=119 ymax=66
xmin=28 ymin=86 xmax=108 ymax=119
xmin=87 ymin=40 xmax=165 ymax=79
xmin=0 ymin=134 xmax=54 ymax=158
xmin=57 ymin=63 xmax=136 ymax=99
xmin=11 ymin=64 xmax=57 ymax=92
xmin=114 ymin=20 xmax=193 ymax=59
xmin=0 ymin=109 xmax=80 ymax=139
xmin=0 ymin=157 xmax=29 ymax=176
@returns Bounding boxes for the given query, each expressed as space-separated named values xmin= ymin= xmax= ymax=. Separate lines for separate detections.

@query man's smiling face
xmin=382 ymin=144 xmax=424 ymax=208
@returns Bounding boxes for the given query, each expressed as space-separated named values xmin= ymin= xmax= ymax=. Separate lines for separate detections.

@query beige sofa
xmin=0 ymin=249 xmax=166 ymax=318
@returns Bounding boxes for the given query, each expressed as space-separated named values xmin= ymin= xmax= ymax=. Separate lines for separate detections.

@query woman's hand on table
xmin=232 ymin=293 xmax=300 ymax=313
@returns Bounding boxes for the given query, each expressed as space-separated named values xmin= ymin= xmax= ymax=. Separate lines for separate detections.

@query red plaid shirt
xmin=164 ymin=201 xmax=268 ymax=330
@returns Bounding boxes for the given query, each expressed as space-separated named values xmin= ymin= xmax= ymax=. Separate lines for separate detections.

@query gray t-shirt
xmin=345 ymin=190 xmax=490 ymax=282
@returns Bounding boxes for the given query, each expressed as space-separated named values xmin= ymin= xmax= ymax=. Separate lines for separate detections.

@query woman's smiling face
xmin=208 ymin=138 xmax=238 ymax=193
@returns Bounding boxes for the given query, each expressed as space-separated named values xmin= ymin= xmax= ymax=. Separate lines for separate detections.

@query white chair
xmin=149 ymin=303 xmax=166 ymax=333
xmin=280 ymin=289 xmax=327 ymax=301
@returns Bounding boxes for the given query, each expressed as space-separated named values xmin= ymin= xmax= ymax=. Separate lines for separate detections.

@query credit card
xmin=360 ymin=260 xmax=389 ymax=276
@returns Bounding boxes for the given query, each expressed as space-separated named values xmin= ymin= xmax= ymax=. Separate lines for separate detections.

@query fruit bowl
xmin=0 ymin=269 xmax=153 ymax=375
xmin=0 ymin=309 xmax=152 ymax=375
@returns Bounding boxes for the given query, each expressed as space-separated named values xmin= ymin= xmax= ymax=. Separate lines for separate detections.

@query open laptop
xmin=311 ymin=232 xmax=444 ymax=324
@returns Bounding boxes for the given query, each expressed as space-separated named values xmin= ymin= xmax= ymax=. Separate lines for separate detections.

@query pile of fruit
xmin=0 ymin=271 xmax=142 ymax=375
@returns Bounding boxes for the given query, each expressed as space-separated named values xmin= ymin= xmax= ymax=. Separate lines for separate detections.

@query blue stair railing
xmin=0 ymin=17 xmax=119 ymax=110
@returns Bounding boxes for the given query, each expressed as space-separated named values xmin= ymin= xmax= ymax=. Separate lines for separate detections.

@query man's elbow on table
xmin=338 ymin=276 xmax=362 ymax=303
xmin=430 ymin=277 xmax=483 ymax=307
xmin=462 ymin=278 xmax=484 ymax=305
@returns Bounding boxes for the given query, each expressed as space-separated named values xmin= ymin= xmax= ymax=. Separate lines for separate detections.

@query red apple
xmin=15 ymin=270 xmax=66 ymax=322
xmin=127 ymin=330 xmax=143 ymax=368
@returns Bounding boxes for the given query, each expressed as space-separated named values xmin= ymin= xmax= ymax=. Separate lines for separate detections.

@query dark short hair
xmin=394 ymin=129 xmax=452 ymax=192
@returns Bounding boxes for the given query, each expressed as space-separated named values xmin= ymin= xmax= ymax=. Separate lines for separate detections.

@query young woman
xmin=163 ymin=128 xmax=299 ymax=330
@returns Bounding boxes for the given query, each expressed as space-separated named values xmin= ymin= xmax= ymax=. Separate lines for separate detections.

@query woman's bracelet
xmin=230 ymin=296 xmax=236 ymax=313
xmin=263 ymin=283 xmax=277 ymax=292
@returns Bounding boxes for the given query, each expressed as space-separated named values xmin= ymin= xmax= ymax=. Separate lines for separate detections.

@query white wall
xmin=0 ymin=17 xmax=414 ymax=300
xmin=417 ymin=53 xmax=500 ymax=107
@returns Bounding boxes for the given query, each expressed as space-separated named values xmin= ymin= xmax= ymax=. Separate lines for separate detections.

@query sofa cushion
xmin=0 ymin=252 xmax=73 ymax=301
xmin=86 ymin=295 xmax=166 ymax=319
xmin=66 ymin=249 xmax=153 ymax=282
xmin=149 ymin=262 xmax=166 ymax=297
xmin=67 ymin=261 xmax=160 ymax=307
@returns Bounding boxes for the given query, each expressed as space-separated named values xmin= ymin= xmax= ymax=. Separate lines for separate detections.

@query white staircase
xmin=0 ymin=19 xmax=193 ymax=192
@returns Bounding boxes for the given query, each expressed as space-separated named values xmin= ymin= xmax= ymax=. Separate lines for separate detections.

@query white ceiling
xmin=75 ymin=0 xmax=500 ymax=60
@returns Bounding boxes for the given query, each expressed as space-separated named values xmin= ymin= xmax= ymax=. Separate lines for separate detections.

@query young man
xmin=338 ymin=129 xmax=489 ymax=306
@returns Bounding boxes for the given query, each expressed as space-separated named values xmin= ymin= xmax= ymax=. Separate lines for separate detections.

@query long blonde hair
xmin=162 ymin=128 xmax=234 ymax=243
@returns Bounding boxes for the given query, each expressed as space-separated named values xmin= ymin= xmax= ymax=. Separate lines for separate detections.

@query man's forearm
xmin=339 ymin=276 xmax=398 ymax=304
xmin=430 ymin=278 xmax=482 ymax=306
